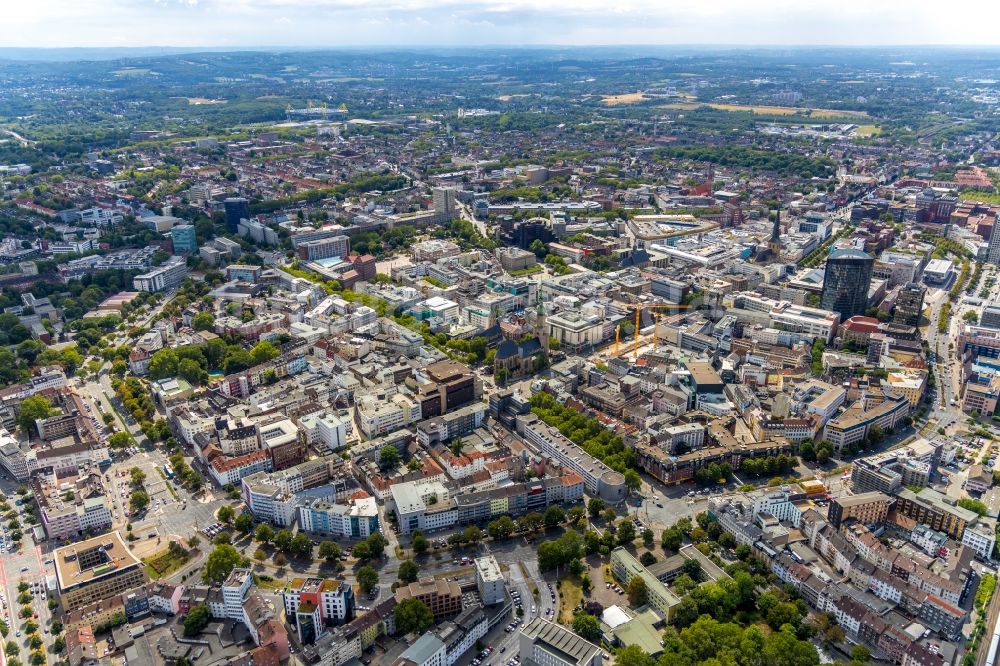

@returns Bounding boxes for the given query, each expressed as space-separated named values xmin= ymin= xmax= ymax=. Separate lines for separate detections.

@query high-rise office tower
xmin=224 ymin=197 xmax=250 ymax=233
xmin=893 ymin=283 xmax=926 ymax=327
xmin=988 ymin=226 xmax=1000 ymax=266
xmin=820 ymin=248 xmax=874 ymax=320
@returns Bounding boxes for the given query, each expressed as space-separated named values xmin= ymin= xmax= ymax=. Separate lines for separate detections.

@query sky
xmin=3 ymin=0 xmax=1000 ymax=49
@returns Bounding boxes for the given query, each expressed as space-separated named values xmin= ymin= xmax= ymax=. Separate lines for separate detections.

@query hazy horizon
xmin=4 ymin=0 xmax=1000 ymax=51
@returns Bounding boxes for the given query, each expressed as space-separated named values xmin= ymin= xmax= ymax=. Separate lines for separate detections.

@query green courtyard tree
xmin=183 ymin=604 xmax=211 ymax=637
xmin=290 ymin=533 xmax=313 ymax=558
xmin=319 ymin=541 xmax=342 ymax=563
xmin=274 ymin=529 xmax=293 ymax=552
xmin=17 ymin=396 xmax=54 ymax=437
xmin=255 ymin=524 xmax=274 ymax=544
xmin=398 ymin=559 xmax=420 ymax=584
xmin=624 ymin=470 xmax=642 ymax=494
xmin=411 ymin=532 xmax=429 ymax=555
xmin=543 ymin=505 xmax=565 ymax=529
xmin=129 ymin=467 xmax=146 ymax=487
xmin=378 ymin=445 xmax=400 ymax=470
xmin=192 ymin=311 xmax=215 ymax=331
xmin=571 ymin=612 xmax=601 ymax=642
xmin=129 ymin=491 xmax=149 ymax=514
xmin=234 ymin=514 xmax=254 ymax=535
xmin=488 ymin=516 xmax=516 ymax=540
xmin=357 ymin=566 xmax=378 ymax=594
xmin=217 ymin=505 xmax=235 ymax=525
xmin=615 ymin=645 xmax=654 ymax=666
xmin=202 ymin=544 xmax=243 ymax=584
xmin=627 ymin=577 xmax=648 ymax=606
xmin=393 ymin=598 xmax=434 ymax=635
xmin=108 ymin=432 xmax=133 ymax=449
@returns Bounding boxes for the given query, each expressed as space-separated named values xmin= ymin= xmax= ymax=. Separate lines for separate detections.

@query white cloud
xmin=1 ymin=0 xmax=998 ymax=47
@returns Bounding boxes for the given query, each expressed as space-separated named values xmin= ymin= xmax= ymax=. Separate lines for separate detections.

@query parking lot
xmin=202 ymin=521 xmax=228 ymax=539
xmin=115 ymin=452 xmax=187 ymax=522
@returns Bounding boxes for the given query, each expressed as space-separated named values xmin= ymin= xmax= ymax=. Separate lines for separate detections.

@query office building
xmin=170 ymin=224 xmax=198 ymax=254
xmin=821 ymin=249 xmax=874 ymax=320
xmin=226 ymin=264 xmax=263 ymax=283
xmin=54 ymin=531 xmax=147 ymax=612
xmin=298 ymin=236 xmax=351 ymax=262
xmin=395 ymin=579 xmax=463 ymax=621
xmin=989 ymin=224 xmax=1000 ymax=266
xmin=923 ymin=259 xmax=954 ymax=285
xmin=609 ymin=548 xmax=682 ymax=621
xmin=433 ymin=607 xmax=488 ymax=666
xmin=961 ymin=520 xmax=997 ymax=560
xmin=474 ymin=556 xmax=505 ymax=606
xmin=851 ymin=458 xmax=903 ymax=496
xmin=133 ymin=256 xmax=188 ymax=293
xmin=224 ymin=197 xmax=251 ymax=233
xmin=982 ymin=303 xmax=1000 ymax=329
xmin=141 ymin=215 xmax=183 ymax=232
xmin=822 ymin=391 xmax=910 ymax=451
xmin=518 ymin=618 xmax=603 ymax=666
xmin=893 ymin=283 xmax=926 ymax=327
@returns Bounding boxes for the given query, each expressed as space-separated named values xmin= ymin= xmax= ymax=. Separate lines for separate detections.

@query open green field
xmin=663 ymin=102 xmax=870 ymax=119
xmin=602 ymin=93 xmax=649 ymax=106
xmin=558 ymin=577 xmax=584 ymax=625
xmin=854 ymin=124 xmax=883 ymax=136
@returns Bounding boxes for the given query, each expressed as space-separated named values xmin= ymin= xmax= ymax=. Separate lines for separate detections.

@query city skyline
xmin=4 ymin=0 xmax=1000 ymax=49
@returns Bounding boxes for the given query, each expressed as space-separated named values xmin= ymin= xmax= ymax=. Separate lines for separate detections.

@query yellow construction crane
xmin=630 ymin=303 xmax=694 ymax=359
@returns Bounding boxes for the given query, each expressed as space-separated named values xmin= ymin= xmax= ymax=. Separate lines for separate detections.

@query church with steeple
xmin=768 ymin=207 xmax=783 ymax=255
xmin=754 ymin=207 xmax=784 ymax=263
xmin=495 ymin=293 xmax=549 ymax=379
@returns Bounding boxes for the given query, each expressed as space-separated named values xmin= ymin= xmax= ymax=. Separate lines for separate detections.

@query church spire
xmin=535 ymin=290 xmax=548 ymax=356
xmin=771 ymin=207 xmax=781 ymax=244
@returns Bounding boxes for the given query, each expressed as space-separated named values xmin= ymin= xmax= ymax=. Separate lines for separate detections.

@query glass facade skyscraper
xmin=820 ymin=248 xmax=874 ymax=320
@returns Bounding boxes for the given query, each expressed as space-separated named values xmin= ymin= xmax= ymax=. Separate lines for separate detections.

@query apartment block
xmin=282 ymin=578 xmax=356 ymax=644
xmin=895 ymin=488 xmax=976 ymax=540
xmin=827 ymin=492 xmax=892 ymax=529
xmin=518 ymin=414 xmax=625 ymax=503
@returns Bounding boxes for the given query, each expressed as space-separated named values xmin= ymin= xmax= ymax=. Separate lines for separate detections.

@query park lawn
xmin=510 ymin=265 xmax=543 ymax=276
xmin=558 ymin=577 xmax=584 ymax=625
xmin=602 ymin=93 xmax=648 ymax=106
xmin=143 ymin=548 xmax=189 ymax=579
xmin=254 ymin=576 xmax=288 ymax=592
